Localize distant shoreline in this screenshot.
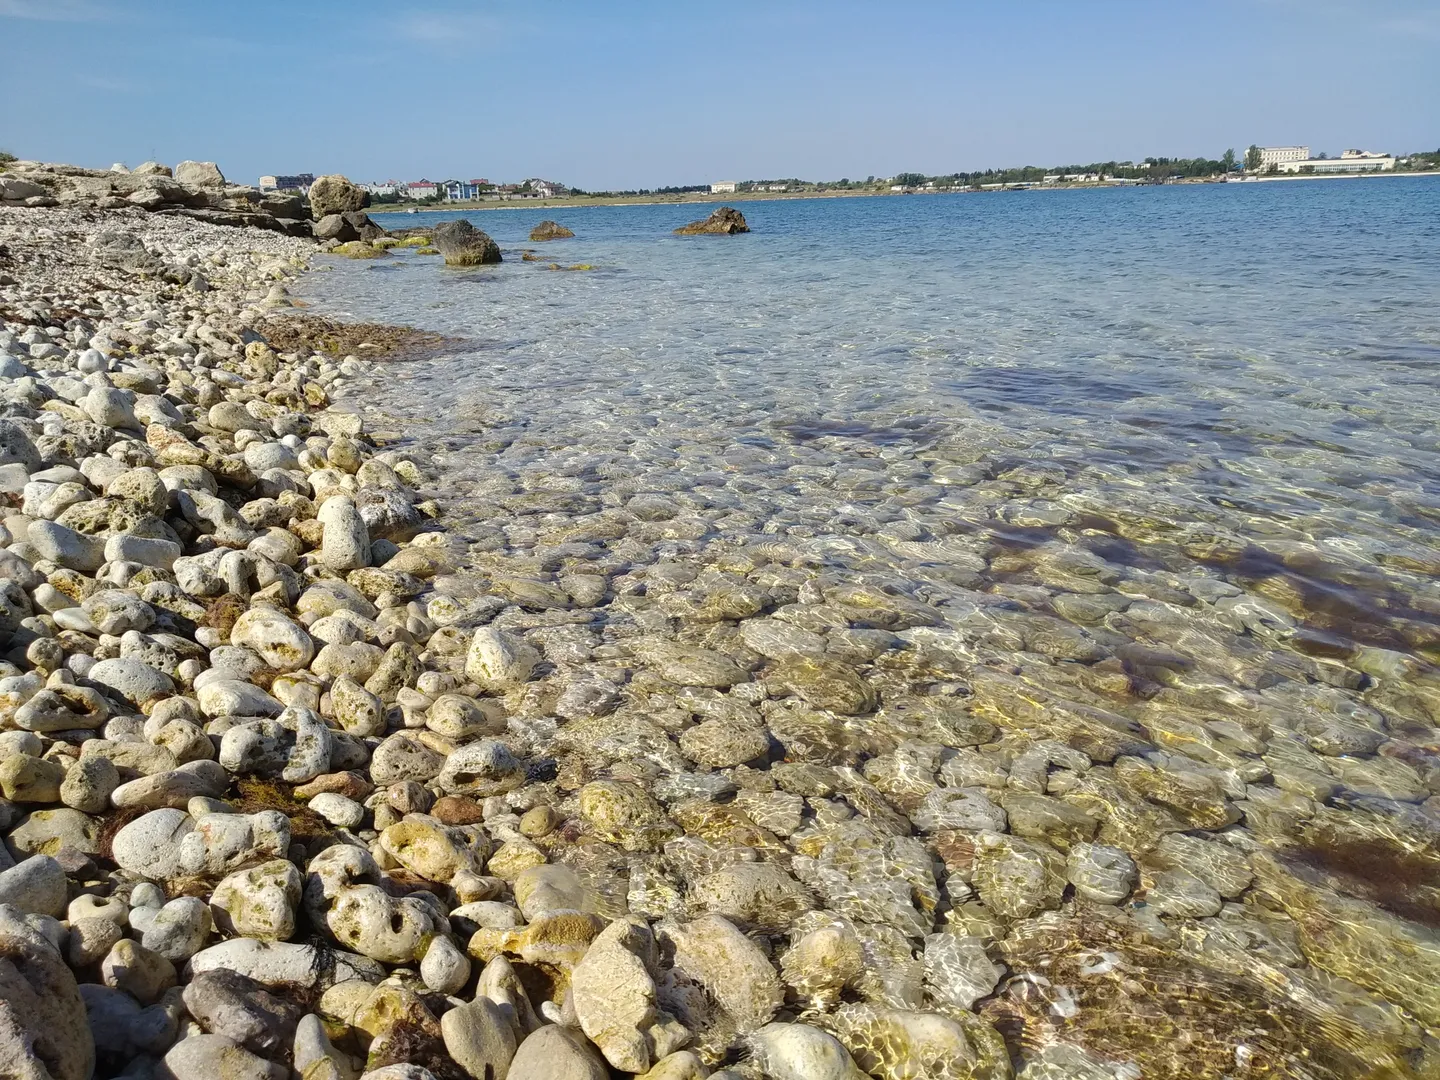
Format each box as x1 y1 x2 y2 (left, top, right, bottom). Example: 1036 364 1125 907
367 170 1440 214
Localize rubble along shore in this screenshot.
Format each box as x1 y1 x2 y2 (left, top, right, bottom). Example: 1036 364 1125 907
2 182 1440 1080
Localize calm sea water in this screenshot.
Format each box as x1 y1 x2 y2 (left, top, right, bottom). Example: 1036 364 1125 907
309 179 1440 608
301 179 1440 1073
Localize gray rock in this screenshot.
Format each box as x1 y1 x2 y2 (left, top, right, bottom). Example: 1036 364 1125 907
0 856 67 918
87 657 176 708
182 968 304 1058
27 520 104 572
506 1025 607 1080
138 896 212 961
161 1033 286 1080
173 161 226 186
0 911 95 1080
317 495 370 571
111 808 194 879
440 998 516 1080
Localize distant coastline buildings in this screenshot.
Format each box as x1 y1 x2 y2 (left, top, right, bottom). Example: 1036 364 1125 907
257 173 315 193
255 173 567 202
1272 149 1393 174
710 181 738 194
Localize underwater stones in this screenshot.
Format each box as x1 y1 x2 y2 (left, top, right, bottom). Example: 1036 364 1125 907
1252 851 1440 1027
514 863 591 920
739 618 828 661
571 917 690 1072
1064 843 1137 905
678 718 770 767
464 626 538 692
659 913 784 1031
638 641 750 688
923 933 1003 1010
769 657 877 716
1149 832 1253 898
1146 869 1223 918
971 833 1065 920
998 793 1098 851
832 1004 1010 1080
749 1023 867 1080
579 780 680 851
1112 756 1239 830
912 787 1007 834
689 863 815 931
779 921 865 1009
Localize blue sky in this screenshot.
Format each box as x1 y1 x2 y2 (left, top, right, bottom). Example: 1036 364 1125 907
2 0 1435 189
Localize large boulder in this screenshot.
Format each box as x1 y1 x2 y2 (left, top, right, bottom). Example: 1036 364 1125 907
529 220 574 241
308 175 369 219
0 904 95 1080
433 220 501 266
174 161 226 187
674 206 749 235
314 214 360 244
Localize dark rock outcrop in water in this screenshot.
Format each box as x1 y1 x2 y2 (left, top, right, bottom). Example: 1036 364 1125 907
674 206 749 235
433 219 502 266
306 174 370 219
529 220 575 241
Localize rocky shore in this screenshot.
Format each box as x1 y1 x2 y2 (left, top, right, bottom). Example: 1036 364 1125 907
1 164 1440 1080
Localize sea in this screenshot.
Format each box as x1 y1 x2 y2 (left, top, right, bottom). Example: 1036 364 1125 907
296 177 1440 1073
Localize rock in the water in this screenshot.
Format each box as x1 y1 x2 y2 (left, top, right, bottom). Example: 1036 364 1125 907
433 220 502 267
749 1023 867 1080
674 206 749 235
529 220 575 241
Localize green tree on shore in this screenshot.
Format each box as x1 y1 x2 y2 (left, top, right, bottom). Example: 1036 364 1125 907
1222 148 1236 172
1244 145 1262 172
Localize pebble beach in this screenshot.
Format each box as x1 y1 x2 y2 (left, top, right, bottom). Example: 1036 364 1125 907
2 162 1440 1080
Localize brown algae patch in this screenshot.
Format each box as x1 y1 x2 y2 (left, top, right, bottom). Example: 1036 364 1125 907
260 312 465 362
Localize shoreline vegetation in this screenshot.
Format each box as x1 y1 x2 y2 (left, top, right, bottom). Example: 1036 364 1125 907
371 167 1440 214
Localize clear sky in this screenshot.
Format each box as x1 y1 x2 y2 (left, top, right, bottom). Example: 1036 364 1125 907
2 0 1436 190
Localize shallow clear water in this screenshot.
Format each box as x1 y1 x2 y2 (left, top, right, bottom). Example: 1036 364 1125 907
308 180 1440 658
300 179 1440 1074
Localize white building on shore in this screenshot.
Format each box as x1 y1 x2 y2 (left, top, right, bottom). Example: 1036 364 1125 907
710 181 737 194
1258 146 1309 169
1274 149 1396 174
